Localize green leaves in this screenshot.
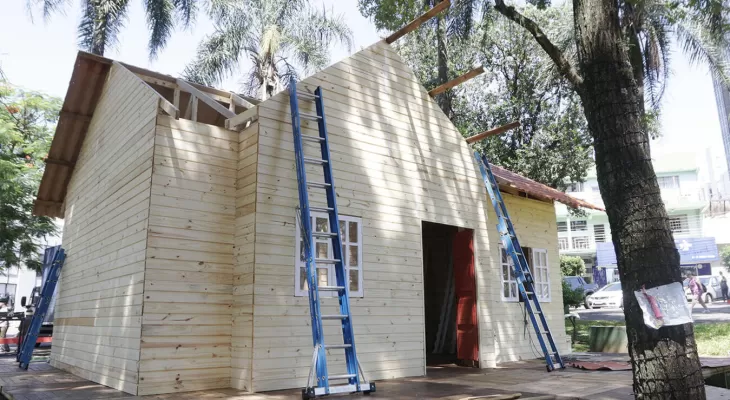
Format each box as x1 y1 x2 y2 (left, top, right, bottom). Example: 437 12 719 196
0 83 60 272
184 0 353 100
560 255 586 276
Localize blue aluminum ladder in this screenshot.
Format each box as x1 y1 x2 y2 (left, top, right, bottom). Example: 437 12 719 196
473 152 565 372
288 79 375 399
18 247 65 370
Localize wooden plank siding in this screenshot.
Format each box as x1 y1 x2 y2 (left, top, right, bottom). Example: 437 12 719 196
247 40 569 392
137 115 237 396
232 114 259 390
50 63 160 395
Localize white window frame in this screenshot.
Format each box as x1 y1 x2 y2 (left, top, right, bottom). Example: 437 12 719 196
558 237 569 250
572 236 591 249
570 220 588 232
530 249 551 302
657 175 680 190
500 246 518 302
295 212 364 298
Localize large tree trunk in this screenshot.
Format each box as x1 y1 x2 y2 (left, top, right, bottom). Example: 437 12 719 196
435 1 453 119
573 0 705 398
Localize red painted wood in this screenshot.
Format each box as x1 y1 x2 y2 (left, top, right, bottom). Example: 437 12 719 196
452 229 478 365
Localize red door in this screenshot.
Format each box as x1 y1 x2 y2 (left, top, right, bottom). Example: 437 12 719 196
452 229 478 366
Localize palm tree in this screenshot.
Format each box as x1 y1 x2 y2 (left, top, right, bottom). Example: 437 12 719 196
182 0 353 100
28 0 196 57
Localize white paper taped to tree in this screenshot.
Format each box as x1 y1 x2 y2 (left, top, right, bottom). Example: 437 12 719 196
634 282 692 329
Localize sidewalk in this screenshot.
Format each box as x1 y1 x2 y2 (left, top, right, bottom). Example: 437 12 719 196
0 350 728 399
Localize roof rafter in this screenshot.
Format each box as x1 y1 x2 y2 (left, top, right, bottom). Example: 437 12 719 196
385 0 451 44
428 66 485 97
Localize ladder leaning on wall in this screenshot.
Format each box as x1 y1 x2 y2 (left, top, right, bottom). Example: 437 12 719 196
473 152 566 372
288 78 376 399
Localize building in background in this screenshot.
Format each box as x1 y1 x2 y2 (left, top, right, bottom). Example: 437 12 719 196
712 76 730 176
556 157 722 283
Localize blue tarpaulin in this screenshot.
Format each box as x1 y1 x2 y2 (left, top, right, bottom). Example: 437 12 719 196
596 237 719 266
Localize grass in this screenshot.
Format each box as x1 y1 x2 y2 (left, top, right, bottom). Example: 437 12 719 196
565 320 730 356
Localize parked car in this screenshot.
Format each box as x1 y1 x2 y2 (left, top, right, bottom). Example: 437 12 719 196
563 276 599 308
683 276 720 303
585 282 623 309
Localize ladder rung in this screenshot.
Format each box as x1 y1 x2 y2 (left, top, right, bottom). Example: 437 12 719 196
315 258 340 264
297 91 319 99
301 135 324 142
324 344 352 349
304 157 328 164
540 331 550 334
309 206 334 213
322 314 349 320
319 286 345 291
312 232 337 238
300 112 322 121
329 374 356 380
308 182 331 189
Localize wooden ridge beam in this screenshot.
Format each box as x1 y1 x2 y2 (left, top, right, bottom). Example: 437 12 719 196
385 0 451 44
465 121 521 144
428 66 484 97
225 107 258 130
44 158 75 167
176 79 236 119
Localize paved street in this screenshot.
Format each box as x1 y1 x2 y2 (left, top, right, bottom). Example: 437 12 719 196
576 302 730 323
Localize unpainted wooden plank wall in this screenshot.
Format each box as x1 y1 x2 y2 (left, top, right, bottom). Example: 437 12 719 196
50 63 159 395
248 40 568 391
232 116 259 390
137 116 237 395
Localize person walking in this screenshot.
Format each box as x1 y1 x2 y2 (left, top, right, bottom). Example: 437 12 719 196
0 301 10 352
688 273 710 315
720 271 729 302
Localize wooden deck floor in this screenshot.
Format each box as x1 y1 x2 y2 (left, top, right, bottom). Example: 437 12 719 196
1 350 729 399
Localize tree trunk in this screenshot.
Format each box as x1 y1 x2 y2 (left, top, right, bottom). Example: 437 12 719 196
435 3 452 119
573 0 705 398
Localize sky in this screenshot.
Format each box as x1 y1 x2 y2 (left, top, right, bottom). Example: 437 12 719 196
0 0 726 182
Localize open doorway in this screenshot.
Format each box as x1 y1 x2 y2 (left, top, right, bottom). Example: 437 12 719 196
422 221 479 368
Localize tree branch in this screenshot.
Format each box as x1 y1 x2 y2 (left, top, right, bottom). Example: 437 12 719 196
494 0 584 94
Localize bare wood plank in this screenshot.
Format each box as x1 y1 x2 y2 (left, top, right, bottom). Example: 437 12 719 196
176 79 236 119
225 107 259 130
428 66 484 96
112 62 178 118
230 92 256 109
385 0 451 44
465 121 521 144
173 88 180 109
45 158 75 167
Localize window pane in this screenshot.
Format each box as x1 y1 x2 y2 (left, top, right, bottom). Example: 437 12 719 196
317 268 328 286
341 244 346 263
502 264 510 281
300 267 308 291
339 220 346 238
349 245 359 266
501 248 508 263
510 283 518 298
349 221 358 243
316 242 328 259
349 269 359 292
316 217 328 232
503 283 510 298
300 239 307 261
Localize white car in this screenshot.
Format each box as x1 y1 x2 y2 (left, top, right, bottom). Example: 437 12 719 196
683 276 721 303
586 282 623 309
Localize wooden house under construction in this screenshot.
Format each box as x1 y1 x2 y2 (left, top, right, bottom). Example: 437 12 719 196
34 37 599 396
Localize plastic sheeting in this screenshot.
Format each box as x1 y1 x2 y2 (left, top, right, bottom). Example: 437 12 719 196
634 282 692 329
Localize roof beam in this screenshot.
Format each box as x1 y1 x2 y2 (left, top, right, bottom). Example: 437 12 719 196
225 107 258 130
176 79 236 119
465 121 521 144
59 111 92 122
44 158 75 167
113 62 178 118
428 66 484 97
385 0 451 44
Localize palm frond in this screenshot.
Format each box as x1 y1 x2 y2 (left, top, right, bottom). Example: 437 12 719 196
282 4 353 73
78 0 129 55
183 24 247 86
26 0 68 22
145 0 174 59
641 12 671 109
172 0 195 27
674 16 730 88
